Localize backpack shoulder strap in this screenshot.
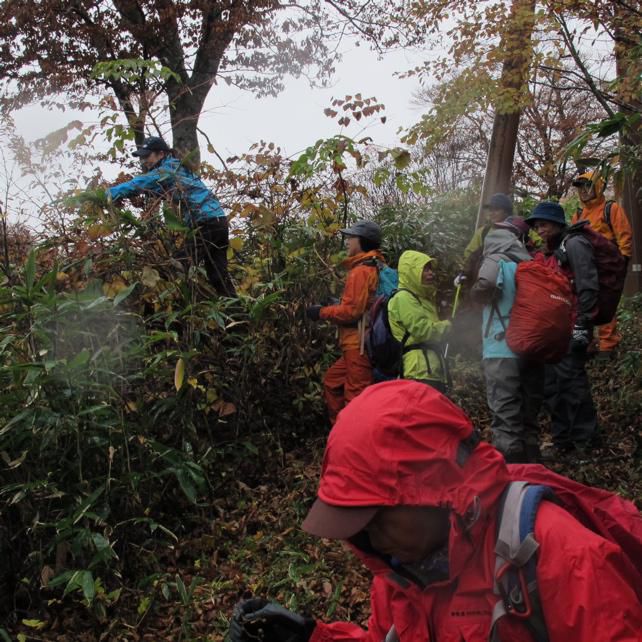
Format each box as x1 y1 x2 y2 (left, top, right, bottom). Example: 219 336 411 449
603 201 619 250
490 482 556 642
484 299 509 339
393 287 421 304
604 200 615 229
357 256 380 270
360 256 389 269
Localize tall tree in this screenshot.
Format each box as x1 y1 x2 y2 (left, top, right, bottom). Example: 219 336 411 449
0 1 422 165
476 0 536 225
407 0 641 282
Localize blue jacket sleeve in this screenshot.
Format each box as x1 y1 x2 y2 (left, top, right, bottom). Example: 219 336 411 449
106 166 175 201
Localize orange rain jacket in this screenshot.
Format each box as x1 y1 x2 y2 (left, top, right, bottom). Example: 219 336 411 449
319 250 383 351
570 195 633 258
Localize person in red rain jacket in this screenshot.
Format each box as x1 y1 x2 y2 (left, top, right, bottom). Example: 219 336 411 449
306 221 384 424
228 381 641 642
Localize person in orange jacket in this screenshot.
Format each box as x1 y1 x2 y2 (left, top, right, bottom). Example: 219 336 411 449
570 171 633 354
306 221 383 424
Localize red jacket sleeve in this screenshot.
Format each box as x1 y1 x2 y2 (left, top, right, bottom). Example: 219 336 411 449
319 265 377 325
309 577 392 642
535 501 642 642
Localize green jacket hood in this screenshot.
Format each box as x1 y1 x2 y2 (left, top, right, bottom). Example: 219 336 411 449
398 250 436 298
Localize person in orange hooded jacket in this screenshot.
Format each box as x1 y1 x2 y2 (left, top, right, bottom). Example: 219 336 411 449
306 221 383 424
570 171 633 353
228 381 641 642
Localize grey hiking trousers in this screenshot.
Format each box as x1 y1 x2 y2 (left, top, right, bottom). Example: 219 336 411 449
482 358 544 459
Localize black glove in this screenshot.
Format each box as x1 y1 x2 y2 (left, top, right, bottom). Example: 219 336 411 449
570 323 592 353
323 297 340 306
306 305 322 321
228 598 315 642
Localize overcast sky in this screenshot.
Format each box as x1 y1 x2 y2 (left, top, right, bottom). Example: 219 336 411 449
4 41 426 226
13 44 423 160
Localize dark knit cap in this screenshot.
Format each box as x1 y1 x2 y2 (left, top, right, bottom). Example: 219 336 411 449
483 193 513 215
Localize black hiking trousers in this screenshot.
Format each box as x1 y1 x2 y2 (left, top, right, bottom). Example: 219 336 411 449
544 350 598 450
187 217 236 297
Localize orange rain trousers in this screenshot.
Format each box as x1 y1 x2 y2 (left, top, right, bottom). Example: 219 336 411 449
598 317 621 352
323 350 374 424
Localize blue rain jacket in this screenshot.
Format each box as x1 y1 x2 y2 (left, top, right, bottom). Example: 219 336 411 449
106 157 225 225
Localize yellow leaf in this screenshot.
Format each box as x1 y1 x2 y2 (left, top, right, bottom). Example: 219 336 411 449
22 619 47 630
206 388 218 403
229 236 244 252
141 265 161 288
56 271 69 284
174 358 185 391
187 377 198 388
102 277 128 299
87 224 112 240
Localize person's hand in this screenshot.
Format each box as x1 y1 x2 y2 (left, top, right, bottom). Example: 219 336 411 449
323 297 340 306
228 598 315 642
453 273 466 288
306 305 323 321
570 323 592 353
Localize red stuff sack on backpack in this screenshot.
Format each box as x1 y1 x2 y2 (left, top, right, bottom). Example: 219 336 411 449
505 261 573 363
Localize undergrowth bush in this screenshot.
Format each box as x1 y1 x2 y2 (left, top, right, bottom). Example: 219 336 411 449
0 138 489 628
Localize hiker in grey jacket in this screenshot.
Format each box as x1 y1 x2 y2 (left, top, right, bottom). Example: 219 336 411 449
525 201 599 460
471 217 544 463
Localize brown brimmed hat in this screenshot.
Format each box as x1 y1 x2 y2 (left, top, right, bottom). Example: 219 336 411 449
302 499 378 539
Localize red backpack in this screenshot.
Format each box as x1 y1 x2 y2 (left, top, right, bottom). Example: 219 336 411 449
490 464 642 641
558 221 627 325
489 260 573 363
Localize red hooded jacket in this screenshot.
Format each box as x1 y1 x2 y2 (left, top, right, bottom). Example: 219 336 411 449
309 381 641 642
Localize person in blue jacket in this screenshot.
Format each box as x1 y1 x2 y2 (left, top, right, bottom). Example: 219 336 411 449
470 216 543 463
106 136 236 297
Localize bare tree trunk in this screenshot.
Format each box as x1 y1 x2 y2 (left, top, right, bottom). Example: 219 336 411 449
169 91 203 170
476 0 536 226
614 4 642 294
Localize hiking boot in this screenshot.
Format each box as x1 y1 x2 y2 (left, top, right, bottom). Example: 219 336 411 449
540 444 572 464
568 443 595 463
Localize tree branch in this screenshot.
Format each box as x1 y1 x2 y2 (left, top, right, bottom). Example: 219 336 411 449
554 12 616 117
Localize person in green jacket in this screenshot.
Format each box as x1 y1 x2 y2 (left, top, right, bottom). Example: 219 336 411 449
387 250 452 392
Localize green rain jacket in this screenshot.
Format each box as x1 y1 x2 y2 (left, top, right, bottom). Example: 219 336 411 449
387 250 451 383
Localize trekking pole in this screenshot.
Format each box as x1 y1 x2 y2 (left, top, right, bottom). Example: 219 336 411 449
443 283 462 360
451 282 462 320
